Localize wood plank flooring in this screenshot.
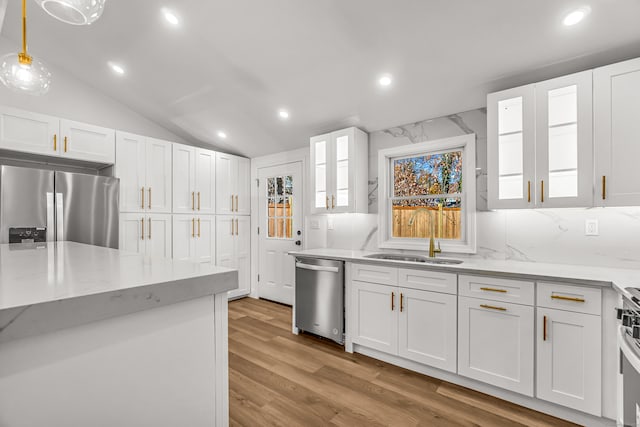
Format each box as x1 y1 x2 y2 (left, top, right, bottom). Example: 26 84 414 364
229 297 578 427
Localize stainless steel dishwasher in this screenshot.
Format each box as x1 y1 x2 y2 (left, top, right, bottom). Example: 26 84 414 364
295 257 344 345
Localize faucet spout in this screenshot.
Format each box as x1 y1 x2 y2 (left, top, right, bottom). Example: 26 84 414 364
429 236 441 258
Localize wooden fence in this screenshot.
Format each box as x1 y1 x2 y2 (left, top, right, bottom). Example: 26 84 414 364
392 206 461 239
268 201 292 238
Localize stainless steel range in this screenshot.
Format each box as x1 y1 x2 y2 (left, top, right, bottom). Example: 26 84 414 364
618 288 640 427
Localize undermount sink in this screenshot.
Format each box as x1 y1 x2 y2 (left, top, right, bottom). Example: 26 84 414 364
364 253 463 265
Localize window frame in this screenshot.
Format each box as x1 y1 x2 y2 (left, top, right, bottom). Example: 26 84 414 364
377 134 477 253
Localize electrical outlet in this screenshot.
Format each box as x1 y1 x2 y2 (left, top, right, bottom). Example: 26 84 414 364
310 220 320 230
585 219 599 236
327 216 334 230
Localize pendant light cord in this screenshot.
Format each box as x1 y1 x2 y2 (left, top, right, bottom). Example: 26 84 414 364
18 0 31 64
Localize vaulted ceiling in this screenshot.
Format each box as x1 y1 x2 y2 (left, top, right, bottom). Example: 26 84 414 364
1 0 640 157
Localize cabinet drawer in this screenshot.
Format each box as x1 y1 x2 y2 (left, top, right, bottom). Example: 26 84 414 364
459 275 534 306
537 282 601 315
352 263 397 286
398 268 457 294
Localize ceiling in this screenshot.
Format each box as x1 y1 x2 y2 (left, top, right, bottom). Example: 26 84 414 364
1 1 640 158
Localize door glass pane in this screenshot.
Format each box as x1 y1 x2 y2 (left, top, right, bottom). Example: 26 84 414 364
267 178 275 197
265 175 294 239
548 86 578 198
497 96 524 200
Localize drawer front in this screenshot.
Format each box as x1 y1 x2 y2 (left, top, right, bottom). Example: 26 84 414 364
459 275 534 306
537 282 601 315
398 268 457 294
352 263 398 286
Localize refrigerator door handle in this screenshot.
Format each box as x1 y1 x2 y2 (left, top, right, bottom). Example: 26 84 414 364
56 193 64 242
46 192 55 242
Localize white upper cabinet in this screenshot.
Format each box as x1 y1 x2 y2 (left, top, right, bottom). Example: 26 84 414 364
60 120 115 164
215 153 250 215
310 127 368 214
195 148 216 214
115 132 171 213
594 57 640 207
488 71 593 209
0 106 115 164
172 144 197 214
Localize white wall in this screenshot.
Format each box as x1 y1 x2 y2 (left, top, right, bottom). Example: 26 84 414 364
0 36 187 143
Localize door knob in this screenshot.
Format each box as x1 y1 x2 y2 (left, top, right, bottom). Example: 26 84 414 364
296 230 302 236
295 240 302 246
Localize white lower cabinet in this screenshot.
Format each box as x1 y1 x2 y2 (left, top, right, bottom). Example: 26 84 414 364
536 307 602 416
351 278 457 373
216 215 250 299
172 214 215 264
119 213 172 258
457 296 534 396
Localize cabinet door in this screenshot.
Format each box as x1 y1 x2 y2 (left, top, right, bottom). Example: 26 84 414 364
310 133 331 214
194 215 215 264
195 148 215 214
215 215 236 269
594 57 640 206
119 213 145 254
115 132 146 213
216 152 237 215
172 215 196 262
236 157 251 215
351 281 398 354
60 120 115 164
536 308 601 416
146 138 172 213
172 144 196 213
0 106 59 156
331 128 354 213
398 288 457 372
458 296 534 396
535 71 593 208
487 85 536 209
230 216 251 299
146 214 172 258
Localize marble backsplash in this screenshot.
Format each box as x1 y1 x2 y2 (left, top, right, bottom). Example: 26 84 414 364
305 109 640 270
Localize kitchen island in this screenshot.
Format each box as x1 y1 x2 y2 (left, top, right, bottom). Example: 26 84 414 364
0 242 237 427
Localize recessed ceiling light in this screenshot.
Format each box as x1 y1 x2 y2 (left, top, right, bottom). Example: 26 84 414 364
378 74 393 87
108 62 125 75
162 8 179 25
278 110 290 119
217 131 227 139
563 6 591 26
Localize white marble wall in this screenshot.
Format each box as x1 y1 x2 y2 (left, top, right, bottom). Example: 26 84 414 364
306 109 640 270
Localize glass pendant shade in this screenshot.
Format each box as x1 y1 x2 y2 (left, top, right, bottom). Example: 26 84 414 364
34 0 106 25
0 53 51 95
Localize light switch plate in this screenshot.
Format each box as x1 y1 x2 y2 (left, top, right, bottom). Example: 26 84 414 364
310 220 320 230
585 219 599 236
327 216 334 230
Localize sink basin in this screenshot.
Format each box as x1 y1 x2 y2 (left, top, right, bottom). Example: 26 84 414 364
364 253 463 265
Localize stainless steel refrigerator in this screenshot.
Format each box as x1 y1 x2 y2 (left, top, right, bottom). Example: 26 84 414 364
0 165 119 248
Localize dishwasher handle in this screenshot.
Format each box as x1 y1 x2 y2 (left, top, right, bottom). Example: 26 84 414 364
296 262 340 273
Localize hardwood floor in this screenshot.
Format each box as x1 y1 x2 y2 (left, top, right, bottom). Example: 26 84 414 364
228 297 578 427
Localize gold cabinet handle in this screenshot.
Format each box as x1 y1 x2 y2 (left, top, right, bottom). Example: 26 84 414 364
148 187 151 209
332 195 335 209
325 196 329 210
197 218 201 237
602 176 606 200
141 187 145 209
527 181 531 203
53 134 57 151
480 304 506 311
551 295 585 303
480 287 507 293
141 217 145 240
235 195 239 212
64 136 68 153
197 192 201 210
543 315 547 341
192 218 195 238
235 218 238 235
391 292 395 311
192 192 195 210
230 219 234 235
540 180 544 203
231 195 234 212
148 217 151 240
400 293 404 312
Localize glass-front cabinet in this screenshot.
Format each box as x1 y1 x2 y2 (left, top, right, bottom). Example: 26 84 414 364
488 71 593 209
310 127 368 214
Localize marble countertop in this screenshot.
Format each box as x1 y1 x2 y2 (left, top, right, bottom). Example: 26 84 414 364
0 242 237 312
290 248 640 294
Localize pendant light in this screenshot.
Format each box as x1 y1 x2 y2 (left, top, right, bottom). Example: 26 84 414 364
0 0 51 95
34 0 106 26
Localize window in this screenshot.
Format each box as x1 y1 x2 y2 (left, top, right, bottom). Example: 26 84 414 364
378 134 476 253
267 175 293 239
